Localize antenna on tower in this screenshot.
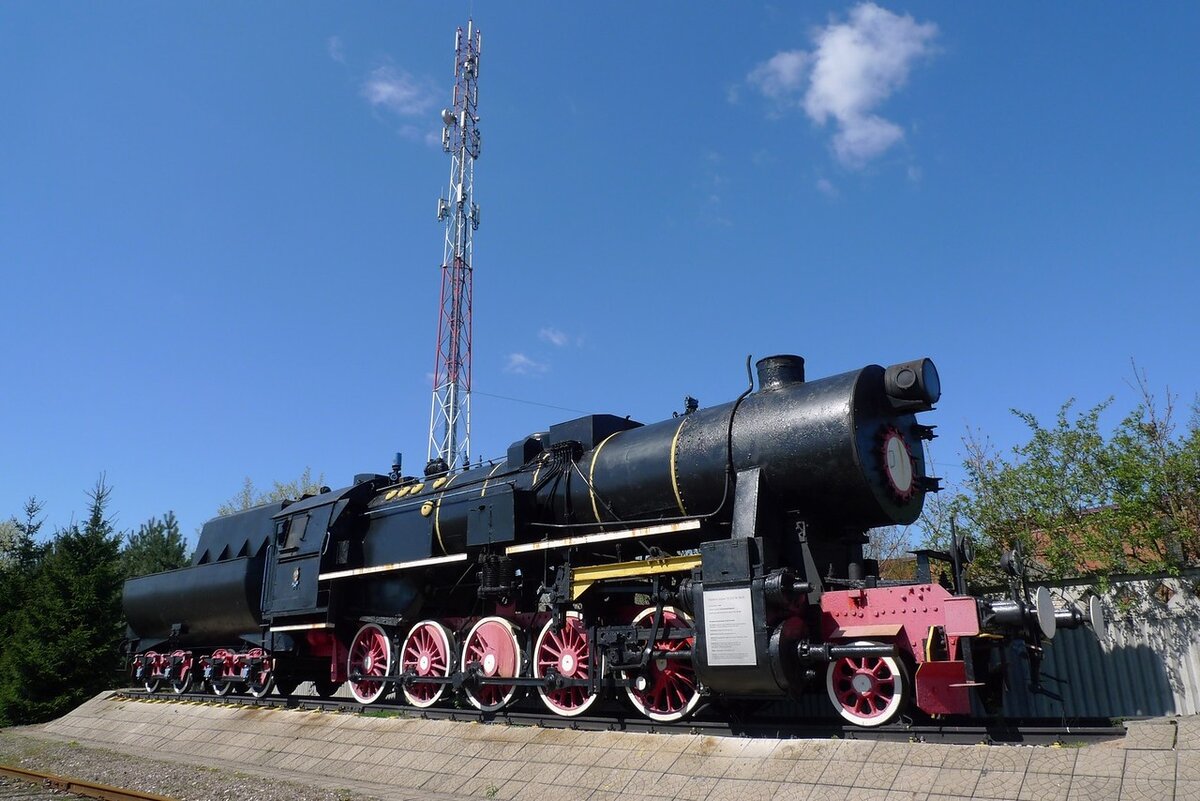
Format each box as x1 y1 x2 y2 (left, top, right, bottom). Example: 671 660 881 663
428 19 481 475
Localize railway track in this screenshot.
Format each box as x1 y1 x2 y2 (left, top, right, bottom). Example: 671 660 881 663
117 689 1125 745
0 765 174 801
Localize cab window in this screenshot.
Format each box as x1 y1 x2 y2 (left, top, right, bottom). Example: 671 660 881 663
281 514 309 551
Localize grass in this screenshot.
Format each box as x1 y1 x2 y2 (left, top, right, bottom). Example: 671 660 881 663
359 709 403 719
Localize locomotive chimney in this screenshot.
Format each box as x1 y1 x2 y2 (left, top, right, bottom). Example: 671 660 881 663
755 355 805 391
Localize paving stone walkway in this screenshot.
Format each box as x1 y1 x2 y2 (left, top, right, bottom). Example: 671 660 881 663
13 692 1198 801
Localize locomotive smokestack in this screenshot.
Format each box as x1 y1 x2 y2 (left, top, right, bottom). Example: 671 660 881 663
755 355 805 391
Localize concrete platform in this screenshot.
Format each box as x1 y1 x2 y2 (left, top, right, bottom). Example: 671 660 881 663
21 692 1200 801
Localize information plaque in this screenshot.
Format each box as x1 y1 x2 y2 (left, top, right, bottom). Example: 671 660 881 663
703 587 757 666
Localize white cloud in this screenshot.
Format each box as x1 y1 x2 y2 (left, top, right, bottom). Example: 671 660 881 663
745 3 937 168
398 125 441 148
747 50 810 101
697 149 731 226
361 65 439 118
816 177 839 197
327 36 345 64
752 149 775 167
505 353 548 375
828 114 904 166
538 327 569 347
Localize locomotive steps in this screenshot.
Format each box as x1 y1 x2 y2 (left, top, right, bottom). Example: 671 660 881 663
19 691 1197 801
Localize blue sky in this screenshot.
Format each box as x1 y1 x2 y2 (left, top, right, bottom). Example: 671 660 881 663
2 3 1198 543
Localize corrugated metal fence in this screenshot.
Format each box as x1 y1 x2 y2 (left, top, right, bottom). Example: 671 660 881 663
1004 568 1200 718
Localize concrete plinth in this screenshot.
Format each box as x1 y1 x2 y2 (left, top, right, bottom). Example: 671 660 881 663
20 692 1195 801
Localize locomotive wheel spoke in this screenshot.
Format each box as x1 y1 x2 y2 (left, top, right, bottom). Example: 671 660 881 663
461 616 522 712
825 639 908 728
400 620 453 708
348 623 392 704
622 606 701 723
534 611 597 717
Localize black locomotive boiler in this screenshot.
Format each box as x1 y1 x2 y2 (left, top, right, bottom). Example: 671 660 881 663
125 355 1103 726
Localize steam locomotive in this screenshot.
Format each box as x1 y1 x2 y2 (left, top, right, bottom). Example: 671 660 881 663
125 355 1103 726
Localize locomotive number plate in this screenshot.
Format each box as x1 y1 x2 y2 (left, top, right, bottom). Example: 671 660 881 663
703 587 757 666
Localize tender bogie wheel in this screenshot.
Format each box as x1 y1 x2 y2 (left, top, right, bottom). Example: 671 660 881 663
142 651 161 694
169 650 193 694
208 649 234 697
400 620 453 708
247 674 275 699
825 639 909 727
246 648 275 699
461 616 523 712
534 611 597 717
314 679 342 698
622 606 701 723
347 623 392 704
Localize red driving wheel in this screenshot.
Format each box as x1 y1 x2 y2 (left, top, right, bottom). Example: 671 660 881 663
534 612 597 717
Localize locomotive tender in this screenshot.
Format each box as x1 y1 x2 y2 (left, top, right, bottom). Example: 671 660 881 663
126 355 1101 726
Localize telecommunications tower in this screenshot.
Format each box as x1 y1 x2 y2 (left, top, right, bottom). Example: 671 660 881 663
428 20 481 473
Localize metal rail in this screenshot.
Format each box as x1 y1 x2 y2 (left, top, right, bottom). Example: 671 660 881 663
116 689 1125 745
0 764 175 801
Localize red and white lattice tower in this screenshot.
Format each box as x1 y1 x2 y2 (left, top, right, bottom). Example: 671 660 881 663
428 20 481 472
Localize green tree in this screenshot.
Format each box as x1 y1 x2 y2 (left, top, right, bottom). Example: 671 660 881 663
0 498 47 687
0 497 47 571
121 511 188 578
922 370 1200 587
217 467 327 515
0 481 124 725
1104 371 1200 568
0 521 17 563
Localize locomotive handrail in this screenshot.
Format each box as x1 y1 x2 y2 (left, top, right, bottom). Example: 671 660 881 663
319 552 468 581
504 519 701 555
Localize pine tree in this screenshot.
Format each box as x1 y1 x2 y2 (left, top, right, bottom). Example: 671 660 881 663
0 481 123 724
1 497 47 572
121 511 188 578
0 497 46 723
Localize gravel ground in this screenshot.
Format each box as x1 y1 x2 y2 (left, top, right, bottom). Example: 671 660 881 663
0 731 383 801
0 775 71 797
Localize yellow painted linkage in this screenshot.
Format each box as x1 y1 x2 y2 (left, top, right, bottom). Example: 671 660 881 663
570 554 701 600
